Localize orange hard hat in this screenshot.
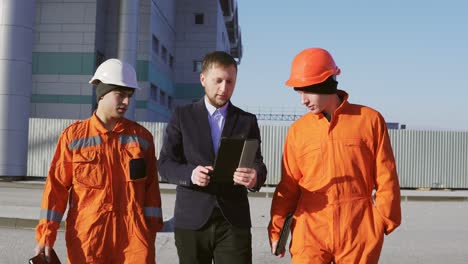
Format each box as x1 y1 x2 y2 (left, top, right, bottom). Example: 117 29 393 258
285 48 341 88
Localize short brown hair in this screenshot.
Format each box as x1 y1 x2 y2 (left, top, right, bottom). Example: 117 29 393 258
201 51 237 73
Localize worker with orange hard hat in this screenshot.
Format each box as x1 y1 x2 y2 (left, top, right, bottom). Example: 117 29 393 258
33 58 163 263
268 48 401 263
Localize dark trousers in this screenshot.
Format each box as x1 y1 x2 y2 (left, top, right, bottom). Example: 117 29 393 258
174 207 252 264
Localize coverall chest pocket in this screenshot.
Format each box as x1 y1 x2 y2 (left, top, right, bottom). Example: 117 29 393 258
337 139 373 171
123 147 147 182
340 139 371 155
130 158 146 180
297 143 323 187
72 150 104 189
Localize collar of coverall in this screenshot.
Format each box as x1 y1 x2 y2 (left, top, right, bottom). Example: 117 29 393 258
91 112 127 134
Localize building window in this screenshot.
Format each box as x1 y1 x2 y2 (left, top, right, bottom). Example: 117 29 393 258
150 84 158 102
161 46 167 62
160 90 166 106
195 13 204 24
193 60 202 72
168 96 173 110
152 35 159 55
169 54 174 68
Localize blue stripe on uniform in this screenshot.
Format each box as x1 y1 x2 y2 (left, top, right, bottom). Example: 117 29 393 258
39 209 64 223
119 135 150 151
144 207 162 218
68 135 102 150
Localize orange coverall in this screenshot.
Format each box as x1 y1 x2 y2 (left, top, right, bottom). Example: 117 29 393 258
269 90 401 264
35 113 162 263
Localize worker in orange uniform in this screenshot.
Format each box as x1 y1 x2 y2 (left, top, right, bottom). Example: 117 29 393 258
268 48 401 264
33 58 163 263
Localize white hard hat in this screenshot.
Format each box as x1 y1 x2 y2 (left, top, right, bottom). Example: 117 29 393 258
89 58 140 89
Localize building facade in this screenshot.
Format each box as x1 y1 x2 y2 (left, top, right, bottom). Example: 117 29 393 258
31 0 242 122
0 0 241 178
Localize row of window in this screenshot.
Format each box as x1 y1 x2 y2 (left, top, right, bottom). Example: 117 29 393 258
192 12 230 72
192 12 204 73
152 35 174 68
152 12 205 68
147 12 207 110
150 84 173 110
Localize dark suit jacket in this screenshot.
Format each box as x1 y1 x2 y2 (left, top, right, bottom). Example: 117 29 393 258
158 98 267 230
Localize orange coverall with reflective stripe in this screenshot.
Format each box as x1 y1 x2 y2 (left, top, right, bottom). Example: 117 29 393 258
35 113 163 263
269 90 401 264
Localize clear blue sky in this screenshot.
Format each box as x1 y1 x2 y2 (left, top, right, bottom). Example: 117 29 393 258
231 0 468 131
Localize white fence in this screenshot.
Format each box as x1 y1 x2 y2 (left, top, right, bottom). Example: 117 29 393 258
28 118 468 189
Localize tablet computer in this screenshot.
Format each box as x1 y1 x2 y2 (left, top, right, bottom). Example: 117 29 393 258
210 137 258 184
274 212 294 256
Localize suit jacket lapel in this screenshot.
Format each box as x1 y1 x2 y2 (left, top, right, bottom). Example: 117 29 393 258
194 98 216 158
221 102 239 138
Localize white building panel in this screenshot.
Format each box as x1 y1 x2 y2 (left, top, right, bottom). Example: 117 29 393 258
40 4 91 24
58 75 91 83
35 104 83 119
62 24 95 32
35 82 82 95
38 32 85 45
58 44 94 53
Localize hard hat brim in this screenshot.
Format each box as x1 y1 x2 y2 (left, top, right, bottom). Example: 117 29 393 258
285 68 340 87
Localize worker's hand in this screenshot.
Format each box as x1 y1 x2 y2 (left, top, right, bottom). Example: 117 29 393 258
34 244 52 262
270 240 285 258
233 167 257 189
191 166 213 187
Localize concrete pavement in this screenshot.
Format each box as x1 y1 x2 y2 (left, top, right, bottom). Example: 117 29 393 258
1 180 468 263
1 180 467 229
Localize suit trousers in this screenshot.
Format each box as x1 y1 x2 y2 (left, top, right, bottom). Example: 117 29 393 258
174 207 252 264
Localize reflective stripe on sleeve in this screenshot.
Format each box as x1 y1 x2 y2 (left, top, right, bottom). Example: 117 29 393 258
144 207 162 218
120 135 150 151
39 209 64 223
68 135 102 150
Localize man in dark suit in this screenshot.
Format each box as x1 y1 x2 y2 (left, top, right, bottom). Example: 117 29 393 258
158 51 267 264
